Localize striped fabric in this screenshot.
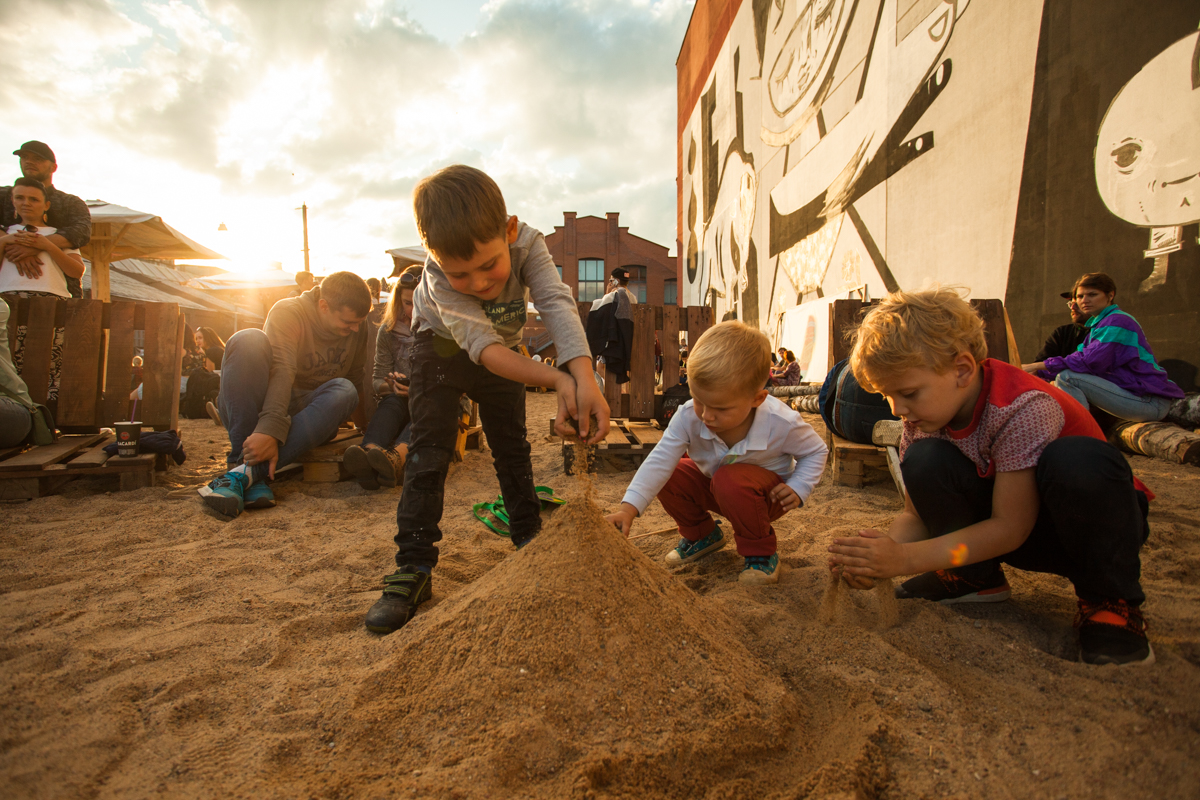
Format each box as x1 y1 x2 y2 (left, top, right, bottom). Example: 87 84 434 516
1042 304 1182 399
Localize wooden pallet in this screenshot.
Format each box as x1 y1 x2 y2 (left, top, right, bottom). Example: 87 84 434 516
297 429 364 483
0 433 157 500
826 430 890 489
558 417 664 473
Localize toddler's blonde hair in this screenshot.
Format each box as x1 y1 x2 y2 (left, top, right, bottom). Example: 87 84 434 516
849 288 987 393
687 321 771 396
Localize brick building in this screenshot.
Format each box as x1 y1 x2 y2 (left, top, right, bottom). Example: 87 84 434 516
544 212 678 306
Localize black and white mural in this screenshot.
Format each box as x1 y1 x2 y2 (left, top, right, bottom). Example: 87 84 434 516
681 0 1200 386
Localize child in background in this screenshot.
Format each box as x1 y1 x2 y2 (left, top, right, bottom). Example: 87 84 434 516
343 265 421 490
827 289 1154 666
606 322 827 584
364 164 609 635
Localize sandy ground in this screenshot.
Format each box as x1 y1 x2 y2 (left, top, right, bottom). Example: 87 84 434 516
1 391 1198 799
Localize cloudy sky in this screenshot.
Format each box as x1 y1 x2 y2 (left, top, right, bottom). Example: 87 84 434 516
0 0 691 277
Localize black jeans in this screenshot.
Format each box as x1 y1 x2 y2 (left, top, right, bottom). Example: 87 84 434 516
393 331 540 567
363 393 412 449
902 437 1149 605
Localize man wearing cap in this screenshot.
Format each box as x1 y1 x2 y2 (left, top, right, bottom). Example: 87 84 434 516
586 266 637 386
608 266 638 304
1022 289 1089 374
0 142 92 297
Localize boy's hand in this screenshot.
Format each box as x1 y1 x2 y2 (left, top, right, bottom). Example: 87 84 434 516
768 483 801 513
605 502 639 536
553 372 580 438
572 372 610 444
827 528 909 581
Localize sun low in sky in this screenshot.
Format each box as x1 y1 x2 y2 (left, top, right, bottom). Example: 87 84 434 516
0 0 689 277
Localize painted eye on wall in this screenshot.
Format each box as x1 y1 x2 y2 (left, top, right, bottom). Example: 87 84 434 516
1110 141 1143 173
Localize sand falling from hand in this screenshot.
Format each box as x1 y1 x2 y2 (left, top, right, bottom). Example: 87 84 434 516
820 568 898 630
343 477 798 797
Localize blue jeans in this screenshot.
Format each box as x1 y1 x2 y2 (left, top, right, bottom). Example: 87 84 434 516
363 392 412 449
218 329 359 482
1054 370 1172 423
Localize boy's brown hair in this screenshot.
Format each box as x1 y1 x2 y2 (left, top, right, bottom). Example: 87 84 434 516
318 271 372 318
849 288 987 393
412 164 508 261
687 321 772 396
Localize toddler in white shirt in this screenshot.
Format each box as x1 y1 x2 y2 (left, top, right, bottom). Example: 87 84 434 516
606 321 827 584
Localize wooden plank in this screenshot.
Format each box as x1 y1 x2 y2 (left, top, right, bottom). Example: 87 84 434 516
629 304 656 420
167 311 184 431
686 306 713 351
0 433 105 471
0 445 24 462
660 305 680 390
970 299 1009 363
102 301 137 426
303 462 343 482
1002 306 1022 367
625 422 663 446
602 359 621 417
828 299 864 367
141 303 181 430
120 468 155 491
300 433 363 463
57 299 106 426
66 433 114 467
17 295 60 405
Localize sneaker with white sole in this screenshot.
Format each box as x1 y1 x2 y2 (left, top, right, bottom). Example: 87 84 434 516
1076 599 1154 666
739 554 781 585
198 470 249 518
664 523 725 565
894 567 1011 604
243 481 276 509
205 401 223 428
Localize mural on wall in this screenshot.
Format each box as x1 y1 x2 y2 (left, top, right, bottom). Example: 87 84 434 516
681 0 1200 385
1094 30 1200 294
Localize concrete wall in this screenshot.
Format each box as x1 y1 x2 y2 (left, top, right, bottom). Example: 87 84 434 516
678 0 1200 389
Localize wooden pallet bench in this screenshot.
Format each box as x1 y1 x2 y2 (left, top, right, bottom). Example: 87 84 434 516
825 430 890 489
0 433 157 500
555 417 664 473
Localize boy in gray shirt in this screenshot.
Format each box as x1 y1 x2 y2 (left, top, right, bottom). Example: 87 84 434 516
365 165 610 634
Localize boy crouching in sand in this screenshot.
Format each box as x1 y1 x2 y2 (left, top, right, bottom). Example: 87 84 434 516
827 289 1154 666
606 322 827 584
365 165 610 635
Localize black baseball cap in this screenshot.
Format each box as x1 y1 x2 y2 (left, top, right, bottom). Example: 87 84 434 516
610 267 629 281
13 141 55 163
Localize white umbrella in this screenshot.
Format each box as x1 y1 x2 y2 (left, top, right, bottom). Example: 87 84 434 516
80 200 225 300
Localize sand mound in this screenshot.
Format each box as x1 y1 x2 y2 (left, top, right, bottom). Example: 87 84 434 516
343 488 799 797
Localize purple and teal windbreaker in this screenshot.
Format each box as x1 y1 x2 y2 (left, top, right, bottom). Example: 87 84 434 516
1041 304 1183 399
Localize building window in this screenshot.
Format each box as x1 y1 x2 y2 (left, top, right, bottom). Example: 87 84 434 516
555 265 563 280
625 266 647 303
663 278 677 305
578 259 605 302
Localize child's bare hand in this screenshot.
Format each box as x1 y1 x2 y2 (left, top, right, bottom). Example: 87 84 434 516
768 483 801 513
573 375 610 444
553 373 580 438
605 503 639 536
827 528 907 581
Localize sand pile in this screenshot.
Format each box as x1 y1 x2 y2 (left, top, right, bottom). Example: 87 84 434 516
342 488 799 798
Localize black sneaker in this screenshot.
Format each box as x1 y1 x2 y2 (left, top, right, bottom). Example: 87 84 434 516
895 567 1012 604
1076 599 1154 666
364 567 432 634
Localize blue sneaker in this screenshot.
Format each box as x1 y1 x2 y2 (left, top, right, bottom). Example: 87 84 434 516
198 470 249 518
244 481 276 510
665 523 725 565
740 553 781 585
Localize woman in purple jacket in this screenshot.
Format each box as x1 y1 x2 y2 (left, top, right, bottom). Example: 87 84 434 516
1026 273 1182 422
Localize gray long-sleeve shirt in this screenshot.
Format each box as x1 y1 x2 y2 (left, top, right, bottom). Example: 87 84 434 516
411 221 590 365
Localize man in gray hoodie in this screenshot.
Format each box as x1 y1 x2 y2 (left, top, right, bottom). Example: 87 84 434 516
200 271 371 517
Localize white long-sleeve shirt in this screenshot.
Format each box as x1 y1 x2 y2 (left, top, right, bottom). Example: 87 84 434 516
621 395 828 513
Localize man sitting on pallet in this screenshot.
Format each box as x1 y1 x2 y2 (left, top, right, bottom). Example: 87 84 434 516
200 271 371 518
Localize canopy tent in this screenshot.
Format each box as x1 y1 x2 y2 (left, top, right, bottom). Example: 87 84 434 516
80 201 226 301
387 245 427 277
183 271 299 291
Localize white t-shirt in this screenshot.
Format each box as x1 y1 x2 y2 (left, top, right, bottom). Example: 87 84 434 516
0 225 76 298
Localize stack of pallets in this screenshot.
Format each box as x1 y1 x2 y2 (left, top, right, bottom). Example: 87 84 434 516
0 433 156 500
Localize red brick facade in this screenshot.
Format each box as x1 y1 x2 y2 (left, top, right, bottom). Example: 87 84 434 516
544 212 678 305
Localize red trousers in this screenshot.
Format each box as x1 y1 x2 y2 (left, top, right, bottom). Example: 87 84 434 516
657 457 786 557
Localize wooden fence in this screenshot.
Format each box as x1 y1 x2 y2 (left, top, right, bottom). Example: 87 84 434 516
577 302 714 420
4 296 184 432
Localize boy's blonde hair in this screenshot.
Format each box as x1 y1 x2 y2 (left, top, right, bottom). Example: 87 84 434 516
687 321 771 396
849 288 987 393
412 164 508 261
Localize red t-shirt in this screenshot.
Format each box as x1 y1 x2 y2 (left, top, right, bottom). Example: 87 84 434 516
900 359 1150 495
